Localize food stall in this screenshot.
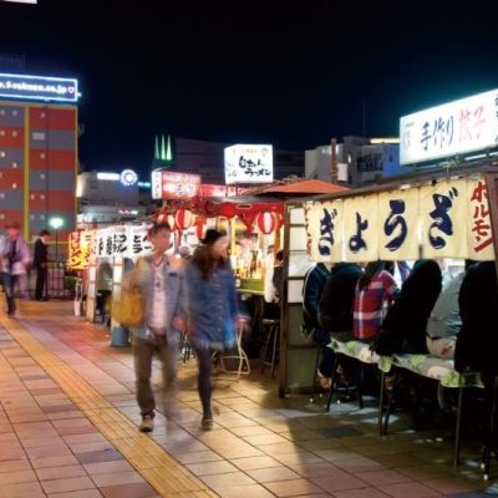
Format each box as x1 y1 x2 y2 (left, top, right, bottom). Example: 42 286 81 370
277 164 498 398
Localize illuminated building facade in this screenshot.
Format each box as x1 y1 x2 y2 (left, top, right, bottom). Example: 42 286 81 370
0 72 79 243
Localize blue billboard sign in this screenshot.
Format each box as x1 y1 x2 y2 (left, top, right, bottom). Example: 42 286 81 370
0 72 79 103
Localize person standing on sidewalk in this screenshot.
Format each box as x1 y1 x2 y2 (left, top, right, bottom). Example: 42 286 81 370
185 229 248 430
127 221 188 432
0 222 31 317
33 229 51 301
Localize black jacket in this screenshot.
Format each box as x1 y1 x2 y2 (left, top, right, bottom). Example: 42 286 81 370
318 262 363 333
302 263 330 332
33 237 48 268
454 261 498 375
379 259 442 354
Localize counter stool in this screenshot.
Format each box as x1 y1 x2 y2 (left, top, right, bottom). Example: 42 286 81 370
260 318 280 378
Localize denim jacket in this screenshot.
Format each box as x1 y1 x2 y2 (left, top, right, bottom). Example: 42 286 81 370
129 255 187 345
185 258 244 351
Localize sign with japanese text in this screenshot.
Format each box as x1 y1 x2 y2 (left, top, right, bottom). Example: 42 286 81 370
198 184 247 197
400 88 498 166
151 171 201 200
305 177 495 263
67 229 94 270
224 144 273 184
68 224 154 269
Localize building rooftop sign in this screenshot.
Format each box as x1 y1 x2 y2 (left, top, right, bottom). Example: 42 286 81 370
151 170 201 200
399 88 498 166
0 72 79 103
224 144 273 184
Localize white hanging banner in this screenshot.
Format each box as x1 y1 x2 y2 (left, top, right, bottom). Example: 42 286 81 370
305 200 344 262
378 188 420 261
127 224 152 257
467 178 495 260
343 195 379 263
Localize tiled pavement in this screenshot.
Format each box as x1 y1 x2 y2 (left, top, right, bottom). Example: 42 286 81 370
0 299 497 497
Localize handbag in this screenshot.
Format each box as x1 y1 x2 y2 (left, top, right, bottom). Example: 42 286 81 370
111 281 145 328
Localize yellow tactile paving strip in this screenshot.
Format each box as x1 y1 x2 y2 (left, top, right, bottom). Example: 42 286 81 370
0 315 218 498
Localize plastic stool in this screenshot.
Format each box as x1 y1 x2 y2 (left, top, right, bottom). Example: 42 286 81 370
260 318 280 378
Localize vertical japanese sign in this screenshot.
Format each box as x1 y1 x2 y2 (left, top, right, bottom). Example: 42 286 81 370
468 178 494 260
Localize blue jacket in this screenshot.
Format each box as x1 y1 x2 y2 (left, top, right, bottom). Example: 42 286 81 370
185 256 243 351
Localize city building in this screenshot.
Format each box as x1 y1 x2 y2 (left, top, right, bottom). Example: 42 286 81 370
305 135 410 188
0 71 80 244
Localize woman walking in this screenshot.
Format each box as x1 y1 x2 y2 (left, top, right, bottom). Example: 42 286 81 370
186 229 248 430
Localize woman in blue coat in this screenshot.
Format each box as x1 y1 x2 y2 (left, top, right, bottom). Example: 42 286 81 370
186 229 248 430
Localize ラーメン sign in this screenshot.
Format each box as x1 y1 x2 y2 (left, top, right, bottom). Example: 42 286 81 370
224 144 273 184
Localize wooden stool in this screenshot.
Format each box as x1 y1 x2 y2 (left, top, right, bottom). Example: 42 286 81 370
260 318 280 378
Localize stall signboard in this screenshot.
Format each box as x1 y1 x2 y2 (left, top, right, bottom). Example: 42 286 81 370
0 72 79 103
151 171 201 200
198 183 247 197
68 224 155 269
400 88 498 166
224 144 273 184
305 177 494 263
67 229 94 270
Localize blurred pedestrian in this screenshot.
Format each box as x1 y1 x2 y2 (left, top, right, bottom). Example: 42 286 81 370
127 221 188 432
185 229 248 430
33 229 51 301
0 222 31 317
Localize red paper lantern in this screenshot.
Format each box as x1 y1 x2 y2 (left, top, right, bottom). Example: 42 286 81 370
174 209 195 230
157 212 176 229
195 217 206 240
255 211 278 234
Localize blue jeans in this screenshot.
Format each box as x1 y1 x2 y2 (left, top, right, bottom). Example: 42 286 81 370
1 272 18 315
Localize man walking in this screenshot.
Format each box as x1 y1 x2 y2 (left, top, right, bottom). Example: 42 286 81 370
33 229 51 301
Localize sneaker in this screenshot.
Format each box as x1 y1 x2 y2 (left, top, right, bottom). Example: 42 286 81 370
139 415 154 433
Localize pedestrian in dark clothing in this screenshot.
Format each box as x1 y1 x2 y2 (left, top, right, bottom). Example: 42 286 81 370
33 229 51 301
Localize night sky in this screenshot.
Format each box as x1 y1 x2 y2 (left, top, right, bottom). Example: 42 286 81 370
1 2 498 178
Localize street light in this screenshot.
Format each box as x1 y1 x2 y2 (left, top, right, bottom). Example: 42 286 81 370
49 216 64 264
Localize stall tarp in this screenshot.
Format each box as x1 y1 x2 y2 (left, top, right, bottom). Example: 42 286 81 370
249 178 350 196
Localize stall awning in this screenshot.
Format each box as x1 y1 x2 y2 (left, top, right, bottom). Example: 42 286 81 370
248 178 350 196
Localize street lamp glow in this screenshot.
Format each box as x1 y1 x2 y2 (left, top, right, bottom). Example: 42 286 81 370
49 217 64 266
49 217 64 230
